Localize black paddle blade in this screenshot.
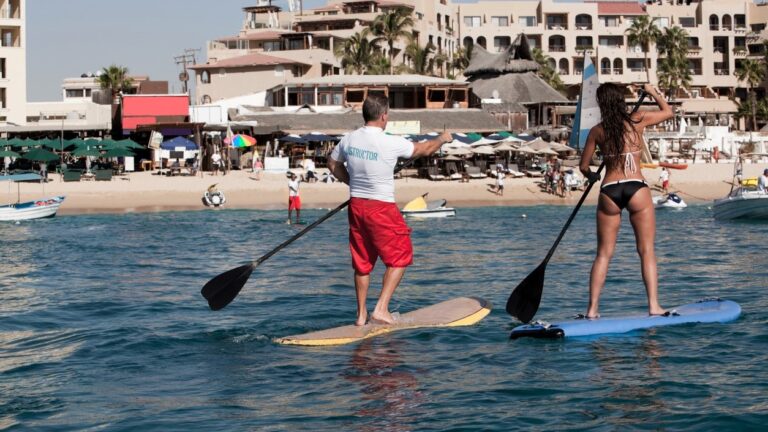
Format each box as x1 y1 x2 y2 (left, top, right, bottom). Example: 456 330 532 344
201 264 255 311
506 262 546 323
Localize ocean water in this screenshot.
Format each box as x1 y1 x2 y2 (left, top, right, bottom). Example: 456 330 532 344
1 204 766 431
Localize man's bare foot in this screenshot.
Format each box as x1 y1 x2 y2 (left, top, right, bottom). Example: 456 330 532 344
355 313 367 326
369 311 397 325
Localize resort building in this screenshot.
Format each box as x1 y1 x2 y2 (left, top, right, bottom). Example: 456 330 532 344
0 0 25 126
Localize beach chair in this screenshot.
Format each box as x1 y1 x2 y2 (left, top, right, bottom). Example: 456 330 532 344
63 169 82 182
427 166 446 181
466 165 486 179
444 162 462 180
95 169 112 181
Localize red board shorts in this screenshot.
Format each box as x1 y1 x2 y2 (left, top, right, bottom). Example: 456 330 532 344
348 197 413 274
662 180 669 189
288 196 301 210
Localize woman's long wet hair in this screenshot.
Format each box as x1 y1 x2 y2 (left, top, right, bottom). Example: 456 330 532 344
596 83 640 170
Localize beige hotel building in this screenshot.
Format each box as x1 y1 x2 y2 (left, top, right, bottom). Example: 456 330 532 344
0 0 24 125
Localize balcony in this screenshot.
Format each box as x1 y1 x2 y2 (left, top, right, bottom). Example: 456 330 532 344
547 24 568 31
575 24 592 31
714 69 730 76
688 68 702 75
733 47 747 56
549 45 566 52
575 45 594 52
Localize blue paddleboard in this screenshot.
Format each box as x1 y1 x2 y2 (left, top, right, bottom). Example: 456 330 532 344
510 298 741 339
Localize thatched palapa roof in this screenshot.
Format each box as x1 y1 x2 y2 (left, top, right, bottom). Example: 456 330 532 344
470 72 568 105
464 34 540 76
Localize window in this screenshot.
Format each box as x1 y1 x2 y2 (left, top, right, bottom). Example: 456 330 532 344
519 16 537 27
598 36 622 47
0 58 5 79
65 89 85 98
493 36 511 52
601 16 618 27
463 16 481 28
679 17 695 28
627 59 645 72
491 16 508 27
263 41 280 51
85 89 92 97
0 87 6 109
201 70 211 83
654 17 669 29
274 65 284 77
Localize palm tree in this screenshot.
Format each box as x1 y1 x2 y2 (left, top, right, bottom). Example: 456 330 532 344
735 59 765 130
451 45 472 77
531 48 565 92
405 40 435 75
371 7 414 74
626 16 662 82
334 29 380 74
433 51 449 78
98 65 133 99
656 26 691 99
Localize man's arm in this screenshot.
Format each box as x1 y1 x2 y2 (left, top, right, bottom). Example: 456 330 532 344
411 132 453 158
327 157 350 185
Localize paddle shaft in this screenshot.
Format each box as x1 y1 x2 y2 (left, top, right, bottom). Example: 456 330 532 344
542 90 648 265
251 159 415 268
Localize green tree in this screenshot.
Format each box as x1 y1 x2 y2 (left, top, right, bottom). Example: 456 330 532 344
405 40 436 75
334 29 380 74
433 51 449 78
451 45 471 77
656 26 691 100
626 15 662 83
98 64 133 98
371 7 413 75
531 48 565 92
735 59 765 130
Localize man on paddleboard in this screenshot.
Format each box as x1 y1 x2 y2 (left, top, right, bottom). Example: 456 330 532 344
328 94 451 326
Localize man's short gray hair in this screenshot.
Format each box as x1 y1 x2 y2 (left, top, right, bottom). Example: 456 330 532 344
363 94 389 122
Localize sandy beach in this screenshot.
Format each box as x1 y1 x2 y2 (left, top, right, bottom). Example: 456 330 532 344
6 161 766 215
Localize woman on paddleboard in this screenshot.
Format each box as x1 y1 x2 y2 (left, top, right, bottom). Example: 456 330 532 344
579 83 673 318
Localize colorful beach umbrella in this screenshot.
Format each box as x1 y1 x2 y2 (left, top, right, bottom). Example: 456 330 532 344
225 134 257 148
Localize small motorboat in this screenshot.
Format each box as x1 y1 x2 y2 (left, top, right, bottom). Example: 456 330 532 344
653 192 687 210
0 173 65 222
713 186 768 220
401 193 456 218
202 184 226 207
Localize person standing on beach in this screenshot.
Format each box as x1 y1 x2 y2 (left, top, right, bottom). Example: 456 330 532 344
496 169 505 196
579 83 673 318
287 172 301 224
327 94 451 326
659 167 670 194
211 151 221 176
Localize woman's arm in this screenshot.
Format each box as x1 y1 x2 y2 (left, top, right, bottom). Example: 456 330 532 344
634 84 674 127
579 126 599 178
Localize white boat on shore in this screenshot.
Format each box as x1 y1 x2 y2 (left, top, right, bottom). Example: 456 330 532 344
0 173 65 222
653 193 687 210
402 193 456 218
713 187 768 220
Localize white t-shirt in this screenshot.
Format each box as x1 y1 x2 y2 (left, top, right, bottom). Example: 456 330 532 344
758 175 768 192
288 179 301 197
211 153 222 165
659 170 669 182
330 126 414 202
496 171 504 187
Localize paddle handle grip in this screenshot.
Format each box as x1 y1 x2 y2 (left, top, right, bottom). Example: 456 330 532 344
542 90 648 263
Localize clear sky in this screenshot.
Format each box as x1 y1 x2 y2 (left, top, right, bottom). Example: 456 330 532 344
26 0 325 101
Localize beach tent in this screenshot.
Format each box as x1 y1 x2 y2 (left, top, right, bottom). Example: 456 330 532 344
160 136 198 150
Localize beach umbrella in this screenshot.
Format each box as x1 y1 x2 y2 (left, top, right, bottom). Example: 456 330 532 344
470 137 502 146
472 146 496 155
7 138 25 148
16 138 40 148
440 154 462 161
494 142 518 151
451 132 479 144
487 131 512 141
279 134 307 144
224 133 257 148
22 147 59 162
302 131 338 142
65 138 84 149
514 145 537 154
39 139 63 151
537 148 559 156
103 147 135 158
445 147 473 156
0 149 21 158
96 138 119 150
71 146 103 157
504 134 526 143
117 138 143 149
160 136 198 150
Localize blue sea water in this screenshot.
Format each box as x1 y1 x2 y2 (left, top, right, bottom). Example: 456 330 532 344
1 204 767 431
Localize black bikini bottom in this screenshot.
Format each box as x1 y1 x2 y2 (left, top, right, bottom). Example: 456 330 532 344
600 179 648 210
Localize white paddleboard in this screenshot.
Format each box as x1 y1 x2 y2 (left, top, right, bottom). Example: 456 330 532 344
276 297 491 346
510 298 741 339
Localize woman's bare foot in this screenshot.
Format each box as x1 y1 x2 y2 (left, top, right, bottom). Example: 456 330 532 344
649 305 666 316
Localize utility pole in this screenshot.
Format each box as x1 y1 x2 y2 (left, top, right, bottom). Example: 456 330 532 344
174 48 200 97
